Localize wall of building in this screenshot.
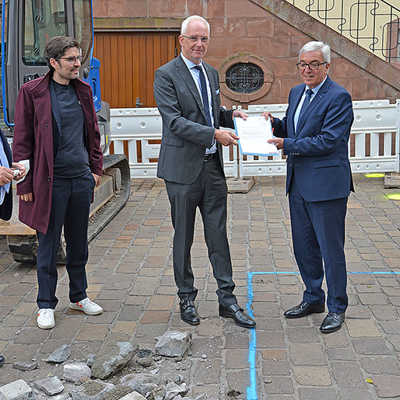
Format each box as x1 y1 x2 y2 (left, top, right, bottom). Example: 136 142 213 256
93 0 400 108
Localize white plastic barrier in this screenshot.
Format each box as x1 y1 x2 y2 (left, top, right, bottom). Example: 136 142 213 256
110 99 400 178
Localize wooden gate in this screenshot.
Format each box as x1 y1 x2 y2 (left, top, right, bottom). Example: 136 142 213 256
94 31 179 156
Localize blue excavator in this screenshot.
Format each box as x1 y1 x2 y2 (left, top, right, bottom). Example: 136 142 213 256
0 0 130 262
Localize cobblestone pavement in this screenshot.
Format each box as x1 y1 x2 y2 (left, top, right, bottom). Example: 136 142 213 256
1 174 400 399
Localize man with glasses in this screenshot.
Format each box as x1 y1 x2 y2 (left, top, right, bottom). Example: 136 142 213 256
154 15 255 328
267 41 354 333
13 36 103 329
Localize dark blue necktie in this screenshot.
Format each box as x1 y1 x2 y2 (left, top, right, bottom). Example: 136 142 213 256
194 65 212 127
298 88 313 121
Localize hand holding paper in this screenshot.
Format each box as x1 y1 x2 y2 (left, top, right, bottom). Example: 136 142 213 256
234 116 279 156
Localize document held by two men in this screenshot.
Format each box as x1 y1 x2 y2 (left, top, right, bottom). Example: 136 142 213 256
233 116 279 157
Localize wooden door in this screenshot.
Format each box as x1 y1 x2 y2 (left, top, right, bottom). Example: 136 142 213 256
94 31 179 108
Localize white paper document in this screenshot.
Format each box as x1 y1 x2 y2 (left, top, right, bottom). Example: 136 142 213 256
234 116 278 156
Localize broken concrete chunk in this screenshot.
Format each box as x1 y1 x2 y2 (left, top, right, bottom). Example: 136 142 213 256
45 345 71 363
64 362 91 384
33 377 64 396
70 380 115 400
91 342 137 380
13 361 38 371
155 331 192 358
0 379 34 400
120 373 161 396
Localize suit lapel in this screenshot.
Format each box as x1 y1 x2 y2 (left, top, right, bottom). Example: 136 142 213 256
175 57 208 123
296 77 332 136
288 85 305 137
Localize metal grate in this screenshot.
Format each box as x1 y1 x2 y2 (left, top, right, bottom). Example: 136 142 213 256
225 63 264 93
288 0 400 61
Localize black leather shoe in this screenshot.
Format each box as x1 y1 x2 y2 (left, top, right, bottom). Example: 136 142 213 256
219 304 256 329
0 355 4 367
284 301 325 319
320 312 345 334
180 300 200 326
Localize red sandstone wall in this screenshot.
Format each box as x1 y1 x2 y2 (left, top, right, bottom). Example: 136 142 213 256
93 0 400 107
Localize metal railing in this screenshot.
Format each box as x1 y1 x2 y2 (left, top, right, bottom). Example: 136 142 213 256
108 99 400 179
288 0 400 61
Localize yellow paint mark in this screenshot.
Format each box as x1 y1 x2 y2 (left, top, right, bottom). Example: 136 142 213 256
365 173 384 178
386 193 400 200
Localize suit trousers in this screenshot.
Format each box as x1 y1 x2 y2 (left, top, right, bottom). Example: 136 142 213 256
289 174 348 314
165 156 237 306
36 173 94 309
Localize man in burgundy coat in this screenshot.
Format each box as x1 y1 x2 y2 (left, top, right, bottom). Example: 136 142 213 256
13 36 104 329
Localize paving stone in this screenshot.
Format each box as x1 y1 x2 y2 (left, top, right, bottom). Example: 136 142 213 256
286 327 320 343
378 320 400 334
326 347 356 361
358 293 388 305
262 359 290 375
360 356 400 375
263 376 294 394
293 366 331 386
369 304 398 320
352 338 392 355
372 375 400 398
289 343 327 365
298 387 338 400
331 361 365 388
338 388 376 400
346 319 382 337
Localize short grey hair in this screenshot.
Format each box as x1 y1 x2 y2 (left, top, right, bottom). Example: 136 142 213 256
181 15 210 35
299 41 331 63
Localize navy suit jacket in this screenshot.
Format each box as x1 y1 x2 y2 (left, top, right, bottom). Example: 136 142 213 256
0 129 13 221
272 76 354 202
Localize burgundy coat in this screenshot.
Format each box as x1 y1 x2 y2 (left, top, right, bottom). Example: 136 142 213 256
13 72 103 234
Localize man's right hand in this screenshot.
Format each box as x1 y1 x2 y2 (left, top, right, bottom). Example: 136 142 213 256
0 166 14 186
20 193 33 202
215 129 239 146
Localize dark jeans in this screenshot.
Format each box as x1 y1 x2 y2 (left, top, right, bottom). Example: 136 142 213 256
165 157 237 307
36 173 95 309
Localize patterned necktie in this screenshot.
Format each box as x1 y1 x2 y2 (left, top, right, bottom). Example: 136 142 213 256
0 141 10 206
193 65 212 127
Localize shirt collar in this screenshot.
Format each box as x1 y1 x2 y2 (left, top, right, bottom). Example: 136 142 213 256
180 53 203 70
306 76 327 95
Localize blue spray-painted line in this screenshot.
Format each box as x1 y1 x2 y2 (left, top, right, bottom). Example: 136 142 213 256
245 269 400 399
246 272 257 400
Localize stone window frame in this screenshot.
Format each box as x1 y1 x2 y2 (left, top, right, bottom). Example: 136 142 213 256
219 53 274 103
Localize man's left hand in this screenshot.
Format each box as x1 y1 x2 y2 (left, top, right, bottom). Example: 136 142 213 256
92 173 100 187
268 137 284 150
233 110 248 120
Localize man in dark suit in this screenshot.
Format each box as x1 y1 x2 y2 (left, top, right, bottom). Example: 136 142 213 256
0 128 26 366
154 15 255 329
267 41 354 333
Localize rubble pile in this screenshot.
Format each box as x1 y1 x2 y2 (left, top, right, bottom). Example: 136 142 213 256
0 331 212 400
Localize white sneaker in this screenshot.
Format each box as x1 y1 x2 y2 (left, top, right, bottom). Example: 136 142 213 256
69 298 103 315
37 309 55 329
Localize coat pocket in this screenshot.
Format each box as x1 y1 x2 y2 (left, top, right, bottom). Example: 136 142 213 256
165 135 183 147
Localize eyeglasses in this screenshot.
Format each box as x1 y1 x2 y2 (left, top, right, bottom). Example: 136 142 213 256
296 61 327 71
181 34 209 43
58 56 82 63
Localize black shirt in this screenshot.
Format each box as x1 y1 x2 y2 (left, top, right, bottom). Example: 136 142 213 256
51 80 90 178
